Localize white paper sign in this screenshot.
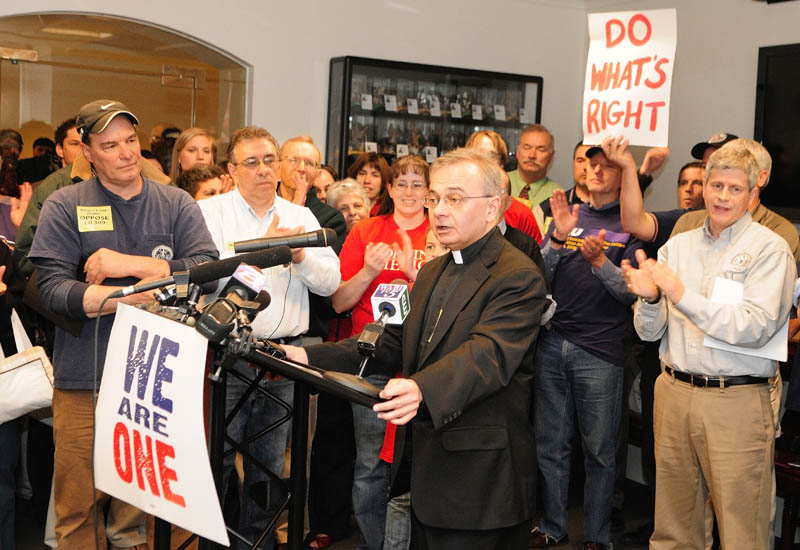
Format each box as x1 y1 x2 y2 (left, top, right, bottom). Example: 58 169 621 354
472 105 483 120
360 93 373 110
94 305 228 546
450 103 462 119
493 104 506 121
364 141 378 153
396 144 409 158
424 146 438 163
407 98 419 115
384 94 398 112
582 9 677 146
519 108 530 124
702 277 789 362
430 98 441 117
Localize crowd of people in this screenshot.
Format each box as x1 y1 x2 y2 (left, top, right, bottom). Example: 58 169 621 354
0 97 797 550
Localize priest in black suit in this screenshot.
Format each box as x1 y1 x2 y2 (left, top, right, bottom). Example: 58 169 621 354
286 148 547 550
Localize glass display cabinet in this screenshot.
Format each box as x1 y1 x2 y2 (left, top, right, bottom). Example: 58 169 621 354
326 56 543 176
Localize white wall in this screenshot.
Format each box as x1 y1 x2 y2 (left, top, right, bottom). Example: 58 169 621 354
587 0 800 211
5 0 800 211
0 0 589 183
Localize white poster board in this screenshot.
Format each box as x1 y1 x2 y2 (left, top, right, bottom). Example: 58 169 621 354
582 9 677 146
94 304 228 546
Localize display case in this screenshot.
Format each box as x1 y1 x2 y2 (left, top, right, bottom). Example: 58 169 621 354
326 56 543 176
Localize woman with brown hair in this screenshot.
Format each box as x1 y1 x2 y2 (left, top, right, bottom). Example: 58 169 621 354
347 152 392 217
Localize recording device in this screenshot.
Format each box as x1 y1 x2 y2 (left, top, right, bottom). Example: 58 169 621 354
195 264 271 343
324 281 411 399
232 228 336 254
107 247 292 299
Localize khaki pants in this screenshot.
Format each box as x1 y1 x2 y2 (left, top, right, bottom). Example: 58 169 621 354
52 389 147 550
651 373 774 550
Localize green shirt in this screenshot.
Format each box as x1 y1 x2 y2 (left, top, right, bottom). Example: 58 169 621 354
14 165 80 277
507 171 562 208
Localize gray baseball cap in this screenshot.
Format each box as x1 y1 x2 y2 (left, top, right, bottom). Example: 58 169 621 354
76 99 139 142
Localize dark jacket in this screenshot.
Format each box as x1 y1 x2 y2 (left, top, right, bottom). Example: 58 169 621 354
307 228 546 530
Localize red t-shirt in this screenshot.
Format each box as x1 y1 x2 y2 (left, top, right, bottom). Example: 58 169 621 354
505 198 542 243
339 214 429 336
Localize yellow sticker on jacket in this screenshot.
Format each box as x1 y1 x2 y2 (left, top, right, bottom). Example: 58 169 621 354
77 206 114 232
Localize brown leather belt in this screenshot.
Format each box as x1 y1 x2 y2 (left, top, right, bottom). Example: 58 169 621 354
665 366 768 388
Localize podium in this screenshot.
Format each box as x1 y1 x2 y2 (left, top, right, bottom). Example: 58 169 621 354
184 341 380 550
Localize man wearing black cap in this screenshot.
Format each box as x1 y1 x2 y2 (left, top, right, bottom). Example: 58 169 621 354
531 140 642 550
690 132 738 163
28 99 218 549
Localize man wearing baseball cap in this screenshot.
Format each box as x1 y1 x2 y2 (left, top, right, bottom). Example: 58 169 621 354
28 99 218 549
690 132 738 163
531 140 642 550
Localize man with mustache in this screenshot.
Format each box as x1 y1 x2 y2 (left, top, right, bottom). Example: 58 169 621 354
508 124 562 207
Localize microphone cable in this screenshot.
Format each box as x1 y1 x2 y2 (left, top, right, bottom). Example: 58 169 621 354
91 292 115 550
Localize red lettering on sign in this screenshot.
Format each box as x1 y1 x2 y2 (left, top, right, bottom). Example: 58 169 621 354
113 422 133 483
156 440 186 507
134 430 160 496
605 18 625 48
586 100 665 133
605 14 652 48
645 58 669 89
628 14 652 46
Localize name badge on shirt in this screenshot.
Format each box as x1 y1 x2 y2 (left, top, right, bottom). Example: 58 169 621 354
77 206 113 232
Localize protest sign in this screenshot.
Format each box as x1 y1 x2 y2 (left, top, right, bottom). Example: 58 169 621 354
582 9 677 146
95 304 228 546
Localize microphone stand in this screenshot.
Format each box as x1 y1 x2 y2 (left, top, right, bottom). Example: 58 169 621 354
321 309 392 399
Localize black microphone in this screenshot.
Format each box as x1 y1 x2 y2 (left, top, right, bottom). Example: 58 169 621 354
233 227 336 254
107 246 292 299
195 264 272 342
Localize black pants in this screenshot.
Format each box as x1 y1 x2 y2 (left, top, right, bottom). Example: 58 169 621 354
411 509 529 550
307 393 356 540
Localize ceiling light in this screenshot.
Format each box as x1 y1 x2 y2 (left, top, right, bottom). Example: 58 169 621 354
40 27 113 39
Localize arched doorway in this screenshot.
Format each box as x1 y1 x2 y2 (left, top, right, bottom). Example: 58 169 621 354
0 12 249 158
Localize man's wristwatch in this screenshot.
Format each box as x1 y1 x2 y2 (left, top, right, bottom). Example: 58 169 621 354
640 290 661 304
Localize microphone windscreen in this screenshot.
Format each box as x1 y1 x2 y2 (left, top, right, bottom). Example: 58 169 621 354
319 227 337 247
188 246 292 285
389 278 409 286
254 290 271 311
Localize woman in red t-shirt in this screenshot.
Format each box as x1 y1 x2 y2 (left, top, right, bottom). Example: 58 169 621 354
348 152 392 217
333 155 430 335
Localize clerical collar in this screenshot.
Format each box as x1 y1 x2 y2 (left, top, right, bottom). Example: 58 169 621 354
451 227 497 265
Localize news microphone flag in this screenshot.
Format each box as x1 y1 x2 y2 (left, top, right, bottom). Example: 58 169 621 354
370 283 410 325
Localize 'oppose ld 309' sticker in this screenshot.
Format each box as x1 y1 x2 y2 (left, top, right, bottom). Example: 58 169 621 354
77 206 114 232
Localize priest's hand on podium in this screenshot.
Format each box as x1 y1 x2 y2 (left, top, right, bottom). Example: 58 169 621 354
282 344 308 364
374 378 422 425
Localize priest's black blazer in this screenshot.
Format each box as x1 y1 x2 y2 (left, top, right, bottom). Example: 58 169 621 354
306 228 547 530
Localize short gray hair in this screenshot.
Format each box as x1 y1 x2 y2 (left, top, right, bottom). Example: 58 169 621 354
430 148 502 197
327 178 370 210
724 138 772 187
706 143 760 190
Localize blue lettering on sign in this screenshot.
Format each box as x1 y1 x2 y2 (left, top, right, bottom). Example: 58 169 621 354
120 325 179 434
153 338 179 413
125 325 160 401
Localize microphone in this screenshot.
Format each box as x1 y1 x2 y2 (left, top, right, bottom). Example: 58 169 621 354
325 280 411 399
369 280 410 325
195 264 271 343
358 281 411 356
233 227 336 254
107 246 292 299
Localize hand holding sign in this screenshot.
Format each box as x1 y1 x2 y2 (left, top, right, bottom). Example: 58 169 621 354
601 136 636 170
